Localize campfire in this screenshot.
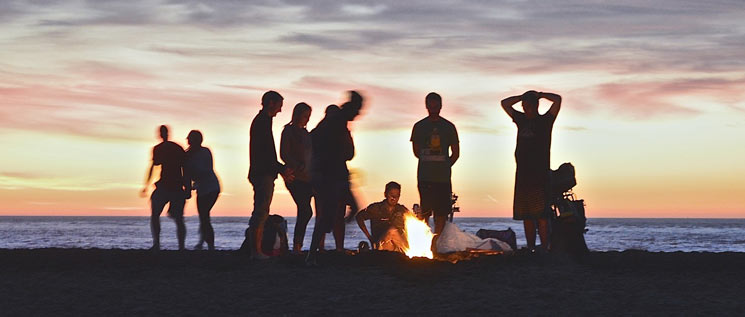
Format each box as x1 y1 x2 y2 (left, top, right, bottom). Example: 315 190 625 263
402 212 434 259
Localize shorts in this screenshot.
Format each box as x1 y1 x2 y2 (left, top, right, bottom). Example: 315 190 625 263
151 187 186 218
418 181 452 218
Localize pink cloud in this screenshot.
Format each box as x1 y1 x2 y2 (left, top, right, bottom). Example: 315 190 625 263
592 77 745 118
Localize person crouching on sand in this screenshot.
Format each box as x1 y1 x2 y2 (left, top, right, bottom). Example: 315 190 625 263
184 130 220 251
355 182 409 252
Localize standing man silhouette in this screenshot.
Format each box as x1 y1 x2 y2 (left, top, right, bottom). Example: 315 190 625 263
141 125 188 251
410 92 460 243
244 90 294 259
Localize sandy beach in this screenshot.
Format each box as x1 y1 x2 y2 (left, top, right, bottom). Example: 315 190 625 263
1 249 744 315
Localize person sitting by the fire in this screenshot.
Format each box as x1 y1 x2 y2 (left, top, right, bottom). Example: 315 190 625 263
355 181 408 252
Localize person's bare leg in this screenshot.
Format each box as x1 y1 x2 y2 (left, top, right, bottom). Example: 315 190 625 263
434 215 446 235
429 215 447 254
150 215 160 250
253 224 268 259
524 219 537 250
537 218 550 251
175 215 186 251
150 196 166 251
333 209 345 252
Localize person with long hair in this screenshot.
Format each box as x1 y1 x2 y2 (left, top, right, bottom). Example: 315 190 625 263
280 102 313 253
184 130 220 251
501 90 562 252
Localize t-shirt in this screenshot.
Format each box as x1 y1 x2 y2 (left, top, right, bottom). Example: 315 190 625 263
153 141 185 191
184 146 220 195
410 117 459 183
359 201 408 243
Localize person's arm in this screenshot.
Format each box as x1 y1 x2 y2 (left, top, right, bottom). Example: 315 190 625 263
501 95 522 119
279 128 296 183
450 142 460 166
540 91 562 117
450 125 460 166
140 162 154 198
355 208 373 246
411 125 420 159
181 149 191 200
342 127 355 161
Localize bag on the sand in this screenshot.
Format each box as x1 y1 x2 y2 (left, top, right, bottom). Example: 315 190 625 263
261 215 289 256
476 228 517 251
551 193 589 257
239 214 289 256
436 222 512 253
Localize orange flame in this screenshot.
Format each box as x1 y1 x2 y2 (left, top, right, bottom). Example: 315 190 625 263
402 212 434 259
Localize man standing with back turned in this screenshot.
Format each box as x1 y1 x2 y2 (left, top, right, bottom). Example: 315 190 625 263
244 90 294 259
410 92 460 248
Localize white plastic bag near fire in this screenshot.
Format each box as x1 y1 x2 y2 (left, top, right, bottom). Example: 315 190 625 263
435 222 513 253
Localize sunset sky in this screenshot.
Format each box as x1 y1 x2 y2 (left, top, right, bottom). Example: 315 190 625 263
1 1 743 218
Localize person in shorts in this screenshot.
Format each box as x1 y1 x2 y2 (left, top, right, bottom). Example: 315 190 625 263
141 125 188 251
410 92 460 241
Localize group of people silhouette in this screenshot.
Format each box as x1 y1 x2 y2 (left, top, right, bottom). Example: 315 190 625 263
141 89 562 264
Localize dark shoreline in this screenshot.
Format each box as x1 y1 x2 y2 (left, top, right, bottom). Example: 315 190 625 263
2 249 744 315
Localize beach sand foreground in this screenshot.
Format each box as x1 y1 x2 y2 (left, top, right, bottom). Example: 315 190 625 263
1 249 744 315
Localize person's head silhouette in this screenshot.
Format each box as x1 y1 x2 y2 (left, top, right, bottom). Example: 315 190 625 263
262 90 284 117
425 92 442 118
290 103 312 128
325 104 339 114
159 125 169 141
187 130 203 148
341 91 364 121
521 90 539 116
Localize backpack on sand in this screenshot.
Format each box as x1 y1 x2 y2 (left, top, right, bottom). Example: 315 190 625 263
550 162 589 257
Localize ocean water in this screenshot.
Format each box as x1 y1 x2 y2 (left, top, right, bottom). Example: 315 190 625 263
0 216 744 252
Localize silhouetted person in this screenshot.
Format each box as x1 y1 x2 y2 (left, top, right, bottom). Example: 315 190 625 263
410 92 460 241
314 104 361 253
501 90 562 252
244 91 294 260
141 125 188 251
184 130 220 251
306 91 364 266
280 102 314 254
356 181 408 252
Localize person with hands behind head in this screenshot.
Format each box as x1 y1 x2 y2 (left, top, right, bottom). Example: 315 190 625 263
501 90 562 252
